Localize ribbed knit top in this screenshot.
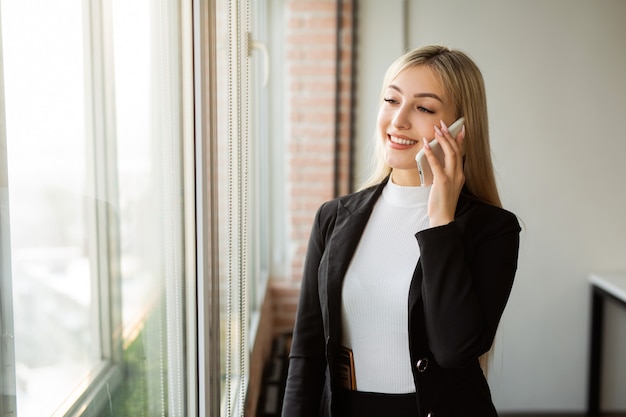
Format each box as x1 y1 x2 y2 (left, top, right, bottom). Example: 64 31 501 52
341 178 431 393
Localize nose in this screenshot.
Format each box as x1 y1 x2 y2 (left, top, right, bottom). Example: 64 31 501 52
392 105 411 130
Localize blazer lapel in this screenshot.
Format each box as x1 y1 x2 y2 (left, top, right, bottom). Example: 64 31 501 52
324 178 387 340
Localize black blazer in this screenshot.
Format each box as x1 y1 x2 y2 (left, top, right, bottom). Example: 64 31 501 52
282 177 521 417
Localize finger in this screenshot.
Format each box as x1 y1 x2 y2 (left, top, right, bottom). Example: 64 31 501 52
439 120 462 154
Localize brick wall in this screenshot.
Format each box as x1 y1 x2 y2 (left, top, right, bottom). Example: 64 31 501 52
271 0 355 336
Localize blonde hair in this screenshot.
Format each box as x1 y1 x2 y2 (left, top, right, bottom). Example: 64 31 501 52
361 45 502 209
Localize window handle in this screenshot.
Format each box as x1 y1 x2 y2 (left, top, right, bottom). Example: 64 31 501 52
248 32 269 87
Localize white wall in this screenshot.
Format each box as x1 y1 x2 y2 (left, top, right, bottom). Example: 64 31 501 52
355 0 626 412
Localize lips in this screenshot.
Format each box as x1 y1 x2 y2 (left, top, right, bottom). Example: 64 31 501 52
389 134 418 146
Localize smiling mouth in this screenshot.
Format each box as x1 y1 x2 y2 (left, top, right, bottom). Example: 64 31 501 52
389 135 418 146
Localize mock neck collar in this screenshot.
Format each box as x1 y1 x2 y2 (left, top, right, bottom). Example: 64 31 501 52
383 175 431 208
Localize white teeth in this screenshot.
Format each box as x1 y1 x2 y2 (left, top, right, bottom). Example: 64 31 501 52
390 135 417 146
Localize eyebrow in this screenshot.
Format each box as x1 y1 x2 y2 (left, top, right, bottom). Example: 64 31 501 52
388 85 443 102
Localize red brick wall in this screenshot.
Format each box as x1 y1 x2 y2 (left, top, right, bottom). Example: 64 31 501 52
271 0 355 336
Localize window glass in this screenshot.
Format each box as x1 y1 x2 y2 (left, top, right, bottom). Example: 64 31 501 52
111 0 162 343
1 2 99 415
102 0 188 414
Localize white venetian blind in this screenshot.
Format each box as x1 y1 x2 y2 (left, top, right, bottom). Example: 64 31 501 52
216 0 251 415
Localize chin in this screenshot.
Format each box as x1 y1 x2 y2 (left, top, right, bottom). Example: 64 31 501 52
384 156 418 171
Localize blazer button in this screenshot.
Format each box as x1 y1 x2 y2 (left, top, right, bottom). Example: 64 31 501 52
416 358 429 372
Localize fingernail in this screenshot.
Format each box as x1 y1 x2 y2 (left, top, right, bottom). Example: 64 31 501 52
434 125 443 136
422 137 430 149
460 125 466 139
440 120 448 133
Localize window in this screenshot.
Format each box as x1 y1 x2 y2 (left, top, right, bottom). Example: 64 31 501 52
0 1 195 415
0 0 274 415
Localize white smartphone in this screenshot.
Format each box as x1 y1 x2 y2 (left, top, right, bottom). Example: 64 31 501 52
415 117 465 186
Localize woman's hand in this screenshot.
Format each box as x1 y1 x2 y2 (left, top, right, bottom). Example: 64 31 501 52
421 120 466 227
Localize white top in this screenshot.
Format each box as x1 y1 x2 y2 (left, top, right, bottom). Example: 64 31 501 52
589 273 626 303
341 178 431 393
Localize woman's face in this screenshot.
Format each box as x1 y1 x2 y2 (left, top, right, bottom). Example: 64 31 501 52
377 65 457 185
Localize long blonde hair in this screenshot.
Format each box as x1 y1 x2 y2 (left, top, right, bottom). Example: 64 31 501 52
362 45 502 209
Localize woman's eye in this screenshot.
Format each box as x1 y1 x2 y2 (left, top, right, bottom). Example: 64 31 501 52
418 106 434 114
383 98 397 104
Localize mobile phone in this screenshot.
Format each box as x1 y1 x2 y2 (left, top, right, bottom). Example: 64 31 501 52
415 117 465 186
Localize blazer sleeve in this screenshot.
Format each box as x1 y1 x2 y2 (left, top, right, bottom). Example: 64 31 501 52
416 205 521 369
281 202 334 417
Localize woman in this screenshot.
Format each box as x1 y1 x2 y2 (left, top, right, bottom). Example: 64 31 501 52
281 45 521 417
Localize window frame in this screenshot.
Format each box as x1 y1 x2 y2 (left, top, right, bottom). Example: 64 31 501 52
0 0 199 415
192 0 222 415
